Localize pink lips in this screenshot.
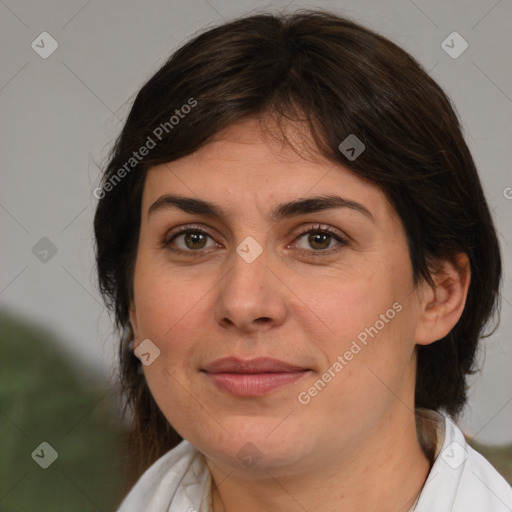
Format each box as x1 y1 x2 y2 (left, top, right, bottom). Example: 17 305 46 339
201 357 309 397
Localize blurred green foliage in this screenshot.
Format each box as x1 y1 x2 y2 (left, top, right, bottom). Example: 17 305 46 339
0 310 130 511
468 438 512 485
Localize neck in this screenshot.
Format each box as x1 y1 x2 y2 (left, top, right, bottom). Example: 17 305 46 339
208 405 432 512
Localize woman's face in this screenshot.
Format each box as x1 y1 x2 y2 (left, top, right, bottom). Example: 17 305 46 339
129 117 429 475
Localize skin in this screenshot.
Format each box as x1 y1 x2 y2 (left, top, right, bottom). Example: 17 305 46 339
129 116 470 512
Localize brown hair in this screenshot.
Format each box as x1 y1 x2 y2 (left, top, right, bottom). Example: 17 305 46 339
93 9 502 474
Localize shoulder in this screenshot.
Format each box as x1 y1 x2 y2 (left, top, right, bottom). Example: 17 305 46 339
116 440 211 512
449 416 512 511
417 411 512 511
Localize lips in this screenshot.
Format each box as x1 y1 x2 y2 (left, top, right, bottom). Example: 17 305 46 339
201 357 310 397
202 357 307 374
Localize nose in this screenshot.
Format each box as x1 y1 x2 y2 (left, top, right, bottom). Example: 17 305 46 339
214 247 289 333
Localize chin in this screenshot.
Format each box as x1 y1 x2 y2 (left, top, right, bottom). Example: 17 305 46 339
190 420 311 473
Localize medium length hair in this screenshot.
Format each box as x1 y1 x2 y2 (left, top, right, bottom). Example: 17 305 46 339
94 9 502 473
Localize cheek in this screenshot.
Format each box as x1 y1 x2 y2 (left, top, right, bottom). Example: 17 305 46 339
305 258 416 380
132 256 212 358
310 266 397 340
134 246 188 319
132 262 213 430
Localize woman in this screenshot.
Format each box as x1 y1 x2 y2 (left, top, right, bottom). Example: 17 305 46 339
94 9 512 511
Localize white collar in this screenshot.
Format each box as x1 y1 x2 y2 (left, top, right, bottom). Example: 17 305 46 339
413 410 512 511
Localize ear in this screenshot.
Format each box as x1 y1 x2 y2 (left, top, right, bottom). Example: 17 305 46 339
414 252 471 346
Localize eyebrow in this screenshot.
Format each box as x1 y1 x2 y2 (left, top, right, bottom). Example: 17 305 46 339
147 193 374 223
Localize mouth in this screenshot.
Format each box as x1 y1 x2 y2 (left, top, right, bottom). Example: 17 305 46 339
201 357 311 397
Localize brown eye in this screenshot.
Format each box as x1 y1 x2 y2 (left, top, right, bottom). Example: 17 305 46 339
182 231 208 250
294 227 347 253
164 228 218 252
306 232 332 250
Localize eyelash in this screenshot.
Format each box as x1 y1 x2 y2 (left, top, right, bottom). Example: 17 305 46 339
161 223 349 258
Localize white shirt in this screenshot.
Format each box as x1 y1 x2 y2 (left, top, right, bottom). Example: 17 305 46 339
117 410 512 511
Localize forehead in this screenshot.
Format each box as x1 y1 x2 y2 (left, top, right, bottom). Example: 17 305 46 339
164 116 336 179
141 117 395 224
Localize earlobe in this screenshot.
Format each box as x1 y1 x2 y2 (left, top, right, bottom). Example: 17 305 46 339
415 253 471 346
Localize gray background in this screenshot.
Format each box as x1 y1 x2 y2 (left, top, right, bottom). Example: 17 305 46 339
1 0 511 443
